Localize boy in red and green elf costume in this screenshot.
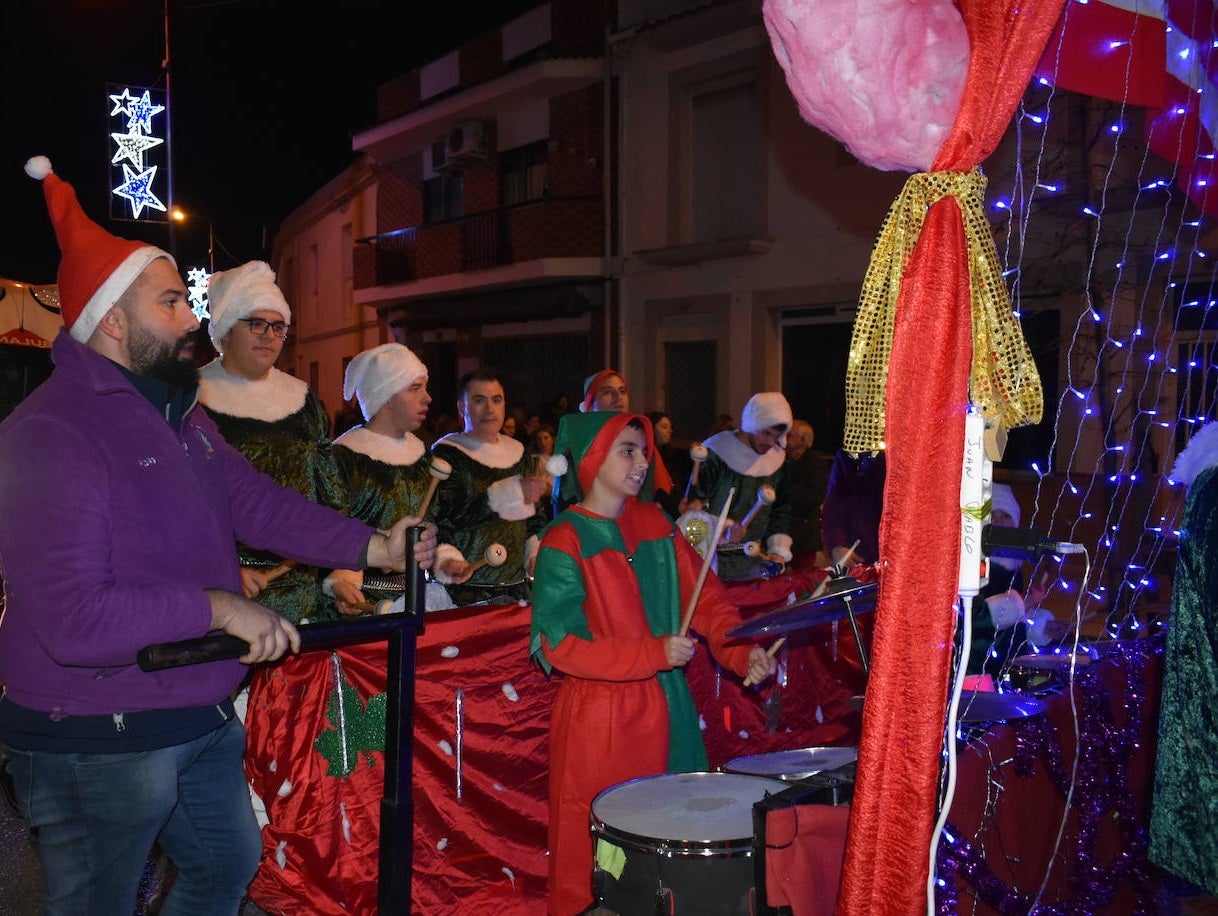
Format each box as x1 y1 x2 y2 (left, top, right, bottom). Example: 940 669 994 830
530 411 776 915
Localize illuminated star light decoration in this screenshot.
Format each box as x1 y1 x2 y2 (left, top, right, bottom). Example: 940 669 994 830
186 267 211 322
112 164 166 220
107 85 168 222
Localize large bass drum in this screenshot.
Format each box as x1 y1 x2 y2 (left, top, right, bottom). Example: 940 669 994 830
590 771 786 915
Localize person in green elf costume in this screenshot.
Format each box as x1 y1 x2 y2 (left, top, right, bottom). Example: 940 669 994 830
1150 420 1218 897
530 410 776 916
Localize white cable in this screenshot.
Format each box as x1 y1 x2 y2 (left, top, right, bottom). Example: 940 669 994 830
1028 548 1090 908
926 591 975 914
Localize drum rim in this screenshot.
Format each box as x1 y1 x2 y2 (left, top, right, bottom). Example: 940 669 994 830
589 771 785 857
722 746 859 781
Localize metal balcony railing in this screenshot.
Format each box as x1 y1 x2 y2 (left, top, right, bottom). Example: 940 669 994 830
355 196 602 288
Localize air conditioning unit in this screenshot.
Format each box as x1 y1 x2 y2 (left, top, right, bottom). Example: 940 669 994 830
446 119 487 161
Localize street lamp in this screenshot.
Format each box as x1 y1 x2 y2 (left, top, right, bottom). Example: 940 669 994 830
170 206 214 272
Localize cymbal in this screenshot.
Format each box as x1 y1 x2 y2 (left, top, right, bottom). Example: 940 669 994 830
955 690 1046 723
845 690 1046 723
727 580 878 639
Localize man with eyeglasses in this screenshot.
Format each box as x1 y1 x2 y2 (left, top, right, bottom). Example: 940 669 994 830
199 260 343 626
0 157 436 914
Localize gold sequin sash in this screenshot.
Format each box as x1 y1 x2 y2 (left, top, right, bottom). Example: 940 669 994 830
842 167 1043 456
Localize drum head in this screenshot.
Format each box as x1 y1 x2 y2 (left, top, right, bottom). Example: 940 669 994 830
591 772 786 852
723 746 859 781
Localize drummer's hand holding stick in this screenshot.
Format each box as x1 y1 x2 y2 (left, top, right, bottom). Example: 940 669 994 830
744 554 845 686
238 559 296 600
742 645 779 687
830 539 861 576
726 485 775 544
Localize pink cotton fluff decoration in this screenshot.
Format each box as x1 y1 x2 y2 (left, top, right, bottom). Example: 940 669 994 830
763 0 970 173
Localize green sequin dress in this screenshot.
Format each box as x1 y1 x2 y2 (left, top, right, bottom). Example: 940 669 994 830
1150 464 1218 895
432 432 545 606
199 361 344 623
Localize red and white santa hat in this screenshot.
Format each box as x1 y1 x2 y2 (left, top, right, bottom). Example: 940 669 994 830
25 155 174 343
578 368 626 413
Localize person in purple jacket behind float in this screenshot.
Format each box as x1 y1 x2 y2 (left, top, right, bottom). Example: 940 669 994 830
0 156 437 915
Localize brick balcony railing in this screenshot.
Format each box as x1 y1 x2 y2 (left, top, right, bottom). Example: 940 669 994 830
354 196 603 289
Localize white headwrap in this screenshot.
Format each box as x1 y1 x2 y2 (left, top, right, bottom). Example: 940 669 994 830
206 261 291 353
741 392 794 448
343 343 428 421
990 483 1021 527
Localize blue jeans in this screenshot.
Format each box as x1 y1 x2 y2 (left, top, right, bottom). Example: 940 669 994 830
6 717 262 916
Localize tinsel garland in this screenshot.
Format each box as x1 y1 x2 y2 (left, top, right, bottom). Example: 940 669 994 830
934 639 1160 914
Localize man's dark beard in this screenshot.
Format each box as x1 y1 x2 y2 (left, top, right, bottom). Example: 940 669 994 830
129 324 201 389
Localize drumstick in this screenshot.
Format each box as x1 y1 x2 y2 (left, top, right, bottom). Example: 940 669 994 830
678 487 735 637
415 456 453 521
344 598 396 615
260 561 296 583
743 554 849 688
466 543 508 576
834 539 861 572
684 443 708 500
735 485 776 536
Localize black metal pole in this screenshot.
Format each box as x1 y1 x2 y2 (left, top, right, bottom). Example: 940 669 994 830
378 526 426 913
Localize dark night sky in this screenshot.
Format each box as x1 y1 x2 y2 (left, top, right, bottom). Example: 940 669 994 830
0 0 537 284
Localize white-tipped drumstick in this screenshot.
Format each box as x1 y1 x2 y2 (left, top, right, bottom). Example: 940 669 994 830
745 538 859 686
684 442 708 500
679 487 735 637
467 543 508 576
736 485 776 535
416 456 452 521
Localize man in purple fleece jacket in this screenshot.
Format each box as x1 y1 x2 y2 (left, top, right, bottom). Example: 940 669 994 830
0 156 436 915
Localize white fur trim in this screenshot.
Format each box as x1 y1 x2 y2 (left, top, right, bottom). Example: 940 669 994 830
72 246 174 343
1170 421 1218 488
704 429 786 477
322 568 364 597
487 475 536 521
546 454 569 477
433 543 465 584
765 534 794 562
433 431 524 469
198 361 308 422
333 425 426 467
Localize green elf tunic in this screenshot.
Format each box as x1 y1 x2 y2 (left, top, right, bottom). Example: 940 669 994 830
326 424 454 614
695 429 794 580
432 432 545 606
530 498 756 916
199 360 345 623
1150 436 1218 896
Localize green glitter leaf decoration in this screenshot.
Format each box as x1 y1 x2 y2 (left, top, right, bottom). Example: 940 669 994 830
314 675 387 777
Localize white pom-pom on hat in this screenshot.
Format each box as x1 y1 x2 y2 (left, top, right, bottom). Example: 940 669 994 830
546 454 569 477
24 156 52 180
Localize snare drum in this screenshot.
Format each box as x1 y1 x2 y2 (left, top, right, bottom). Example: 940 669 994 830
591 771 786 915
723 746 859 781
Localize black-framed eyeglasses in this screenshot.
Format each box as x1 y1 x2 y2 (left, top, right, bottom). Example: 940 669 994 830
237 317 290 339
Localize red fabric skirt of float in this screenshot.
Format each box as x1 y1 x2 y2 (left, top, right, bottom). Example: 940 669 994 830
243 565 868 915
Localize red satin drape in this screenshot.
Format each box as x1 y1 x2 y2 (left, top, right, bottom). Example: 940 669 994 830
243 565 864 915
836 2 1067 913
